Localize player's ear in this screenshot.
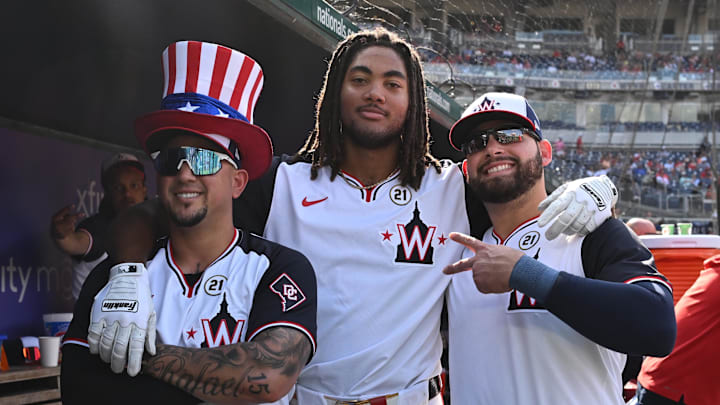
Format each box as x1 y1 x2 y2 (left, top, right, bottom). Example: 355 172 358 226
539 139 552 167
232 168 249 199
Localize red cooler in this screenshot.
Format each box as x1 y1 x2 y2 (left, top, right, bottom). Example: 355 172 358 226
640 235 720 304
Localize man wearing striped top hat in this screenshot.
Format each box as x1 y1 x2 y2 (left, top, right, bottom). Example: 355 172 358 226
61 41 317 405
85 30 620 404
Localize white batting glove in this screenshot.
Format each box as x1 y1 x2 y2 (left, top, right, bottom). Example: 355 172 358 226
537 175 618 240
88 263 156 376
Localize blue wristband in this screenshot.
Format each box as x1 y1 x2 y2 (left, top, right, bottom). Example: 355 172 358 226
508 255 560 303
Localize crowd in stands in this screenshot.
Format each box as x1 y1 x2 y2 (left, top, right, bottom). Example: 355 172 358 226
541 121 718 132
600 121 717 132
548 147 716 212
420 47 719 75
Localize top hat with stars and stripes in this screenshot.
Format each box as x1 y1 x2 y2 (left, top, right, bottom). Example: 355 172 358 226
135 40 272 180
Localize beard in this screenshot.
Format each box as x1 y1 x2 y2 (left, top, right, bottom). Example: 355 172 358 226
164 196 208 227
469 147 544 204
342 116 403 150
169 206 207 227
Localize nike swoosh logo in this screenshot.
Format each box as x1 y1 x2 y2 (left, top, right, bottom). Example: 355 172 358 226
302 196 328 207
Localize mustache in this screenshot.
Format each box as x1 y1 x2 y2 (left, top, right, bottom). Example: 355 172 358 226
357 104 387 115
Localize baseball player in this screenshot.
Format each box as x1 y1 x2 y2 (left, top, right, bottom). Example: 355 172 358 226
444 92 677 404
61 42 317 405
87 30 617 404
50 153 147 300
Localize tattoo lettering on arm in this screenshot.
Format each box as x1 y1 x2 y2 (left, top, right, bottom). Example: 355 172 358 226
142 327 312 404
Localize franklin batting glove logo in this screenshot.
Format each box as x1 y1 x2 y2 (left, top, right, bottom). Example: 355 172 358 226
101 300 139 312
580 183 607 211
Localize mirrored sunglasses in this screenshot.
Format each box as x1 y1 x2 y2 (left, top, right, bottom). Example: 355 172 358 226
461 128 539 155
151 147 238 176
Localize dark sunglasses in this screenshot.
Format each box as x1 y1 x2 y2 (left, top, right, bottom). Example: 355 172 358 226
461 128 540 155
151 147 238 176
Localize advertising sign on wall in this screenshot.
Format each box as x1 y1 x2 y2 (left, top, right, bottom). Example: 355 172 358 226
0 126 154 338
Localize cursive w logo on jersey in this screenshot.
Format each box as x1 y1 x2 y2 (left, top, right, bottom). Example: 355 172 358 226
395 202 436 264
201 293 245 347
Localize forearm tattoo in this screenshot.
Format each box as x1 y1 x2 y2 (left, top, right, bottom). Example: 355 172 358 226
142 327 312 402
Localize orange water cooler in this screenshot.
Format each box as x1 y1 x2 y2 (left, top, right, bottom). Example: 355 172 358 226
640 235 720 303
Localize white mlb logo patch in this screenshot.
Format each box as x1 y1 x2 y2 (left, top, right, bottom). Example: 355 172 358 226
270 273 306 312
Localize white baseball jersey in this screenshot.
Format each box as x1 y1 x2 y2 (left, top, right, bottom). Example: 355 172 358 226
447 217 670 405
64 228 317 405
239 158 471 401
71 253 107 300
72 212 113 300
147 229 316 351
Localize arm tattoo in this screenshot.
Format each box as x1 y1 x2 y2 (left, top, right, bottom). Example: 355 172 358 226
247 326 312 376
142 327 311 403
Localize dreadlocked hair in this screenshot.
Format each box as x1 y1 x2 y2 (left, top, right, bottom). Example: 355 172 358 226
291 27 442 190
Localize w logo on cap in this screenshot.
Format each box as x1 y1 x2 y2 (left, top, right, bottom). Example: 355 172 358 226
473 97 496 113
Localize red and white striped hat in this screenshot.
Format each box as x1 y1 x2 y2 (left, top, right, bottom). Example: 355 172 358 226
135 40 272 180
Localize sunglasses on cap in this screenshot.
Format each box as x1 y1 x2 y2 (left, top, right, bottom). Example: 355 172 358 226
461 128 540 155
150 147 238 176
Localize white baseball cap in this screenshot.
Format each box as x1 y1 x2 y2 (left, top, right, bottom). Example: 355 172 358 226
449 92 542 151
100 153 145 187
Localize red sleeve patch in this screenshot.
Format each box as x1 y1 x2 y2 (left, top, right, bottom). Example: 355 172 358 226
269 273 306 312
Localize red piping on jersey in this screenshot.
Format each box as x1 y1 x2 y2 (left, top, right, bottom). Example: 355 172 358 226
168 252 194 298
62 337 88 346
168 229 240 298
339 170 373 202
339 170 365 185
209 229 241 267
248 321 317 353
492 215 540 244
625 275 673 292
340 169 399 203
365 187 375 202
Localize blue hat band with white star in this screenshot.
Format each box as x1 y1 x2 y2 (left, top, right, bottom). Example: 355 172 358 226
161 93 251 123
157 92 246 166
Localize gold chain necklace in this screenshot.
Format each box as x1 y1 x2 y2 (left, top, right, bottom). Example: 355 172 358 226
338 168 399 191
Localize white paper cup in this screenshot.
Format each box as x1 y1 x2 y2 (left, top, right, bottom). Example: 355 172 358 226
39 336 61 367
43 313 73 337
